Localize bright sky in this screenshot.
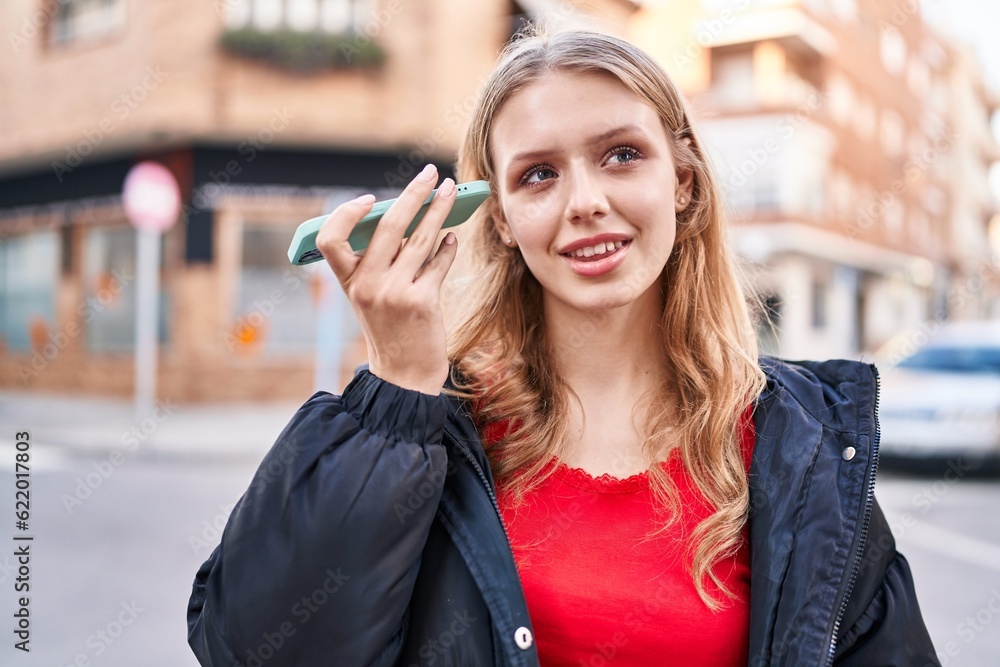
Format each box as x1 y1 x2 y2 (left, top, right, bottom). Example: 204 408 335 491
922 0 1000 89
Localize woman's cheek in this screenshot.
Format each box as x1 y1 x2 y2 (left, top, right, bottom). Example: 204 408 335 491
514 197 560 228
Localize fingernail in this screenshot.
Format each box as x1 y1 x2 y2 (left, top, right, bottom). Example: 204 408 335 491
418 164 437 182
444 232 456 245
438 178 455 196
356 194 375 204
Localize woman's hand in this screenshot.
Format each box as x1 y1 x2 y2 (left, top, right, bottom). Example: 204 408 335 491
316 164 459 396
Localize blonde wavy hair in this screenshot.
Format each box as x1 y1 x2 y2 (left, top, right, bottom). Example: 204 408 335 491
444 25 766 609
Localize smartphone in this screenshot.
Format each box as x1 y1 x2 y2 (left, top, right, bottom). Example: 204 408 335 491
287 180 491 265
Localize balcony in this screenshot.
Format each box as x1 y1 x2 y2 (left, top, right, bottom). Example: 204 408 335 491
692 2 836 59
695 75 822 113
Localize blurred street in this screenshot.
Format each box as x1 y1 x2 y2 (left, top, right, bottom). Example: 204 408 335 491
1 391 998 666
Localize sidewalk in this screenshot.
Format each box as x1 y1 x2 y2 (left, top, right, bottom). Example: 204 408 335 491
0 389 308 462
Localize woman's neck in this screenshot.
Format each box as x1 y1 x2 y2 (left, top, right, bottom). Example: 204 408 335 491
542 288 674 475
544 290 669 399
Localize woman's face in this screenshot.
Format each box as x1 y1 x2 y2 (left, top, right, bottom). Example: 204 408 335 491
490 69 693 318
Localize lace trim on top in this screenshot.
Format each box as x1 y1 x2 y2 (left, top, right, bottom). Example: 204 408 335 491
552 459 675 494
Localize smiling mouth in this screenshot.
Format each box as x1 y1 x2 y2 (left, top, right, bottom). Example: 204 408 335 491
561 239 630 261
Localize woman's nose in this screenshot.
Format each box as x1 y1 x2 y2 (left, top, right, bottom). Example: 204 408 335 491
563 166 610 223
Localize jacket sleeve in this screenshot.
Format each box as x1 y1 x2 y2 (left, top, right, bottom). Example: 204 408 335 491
186 370 450 667
833 498 940 666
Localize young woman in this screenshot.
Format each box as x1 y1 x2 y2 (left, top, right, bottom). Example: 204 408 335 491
187 27 938 667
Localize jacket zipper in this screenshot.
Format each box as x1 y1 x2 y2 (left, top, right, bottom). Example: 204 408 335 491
825 364 882 666
443 428 513 547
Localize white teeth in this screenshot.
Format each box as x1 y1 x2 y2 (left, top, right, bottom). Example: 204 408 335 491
569 240 627 258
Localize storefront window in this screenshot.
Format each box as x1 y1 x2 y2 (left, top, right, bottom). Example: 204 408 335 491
83 226 168 351
48 0 127 46
0 231 58 352
233 224 321 357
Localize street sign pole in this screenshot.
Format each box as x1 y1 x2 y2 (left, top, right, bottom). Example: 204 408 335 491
123 162 181 418
134 227 160 417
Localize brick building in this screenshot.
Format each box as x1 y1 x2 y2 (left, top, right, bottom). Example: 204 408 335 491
0 0 636 401
631 0 1000 359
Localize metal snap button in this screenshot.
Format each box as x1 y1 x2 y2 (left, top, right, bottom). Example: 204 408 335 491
514 626 533 650
842 446 856 461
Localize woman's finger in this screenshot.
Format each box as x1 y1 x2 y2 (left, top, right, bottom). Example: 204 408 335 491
315 194 376 285
362 164 439 270
390 178 457 278
413 232 459 289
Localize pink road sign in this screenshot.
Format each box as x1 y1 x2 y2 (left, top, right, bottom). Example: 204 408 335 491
123 161 182 233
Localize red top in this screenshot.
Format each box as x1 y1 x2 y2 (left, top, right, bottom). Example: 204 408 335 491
491 408 755 666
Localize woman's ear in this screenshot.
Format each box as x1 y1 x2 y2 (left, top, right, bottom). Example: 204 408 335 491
489 197 517 247
675 137 696 213
675 167 695 213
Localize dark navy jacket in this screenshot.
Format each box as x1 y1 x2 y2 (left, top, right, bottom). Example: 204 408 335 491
187 357 939 666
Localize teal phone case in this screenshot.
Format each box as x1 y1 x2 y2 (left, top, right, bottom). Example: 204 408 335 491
287 180 491 265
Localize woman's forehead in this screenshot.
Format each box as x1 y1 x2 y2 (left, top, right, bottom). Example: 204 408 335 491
490 70 667 160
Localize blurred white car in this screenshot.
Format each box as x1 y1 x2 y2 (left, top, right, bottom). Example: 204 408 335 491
874 321 1000 465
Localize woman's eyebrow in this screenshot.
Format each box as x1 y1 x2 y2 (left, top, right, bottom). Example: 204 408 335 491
505 124 649 167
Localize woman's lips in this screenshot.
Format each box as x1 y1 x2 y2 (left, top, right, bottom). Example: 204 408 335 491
560 240 631 277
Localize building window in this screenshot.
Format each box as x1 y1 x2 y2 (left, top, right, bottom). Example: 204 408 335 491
754 179 780 211
826 73 854 126
226 0 375 34
884 200 904 235
879 28 907 76
48 0 126 46
811 275 828 329
221 0 384 70
710 48 755 106
829 0 857 21
233 224 321 357
907 58 930 97
755 293 782 357
831 170 855 217
880 109 904 157
84 226 168 352
0 231 58 353
853 94 877 141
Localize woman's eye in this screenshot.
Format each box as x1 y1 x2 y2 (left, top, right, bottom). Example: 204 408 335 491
607 145 640 165
523 166 556 185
